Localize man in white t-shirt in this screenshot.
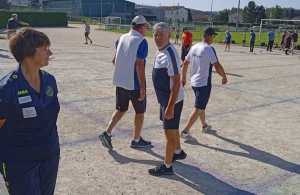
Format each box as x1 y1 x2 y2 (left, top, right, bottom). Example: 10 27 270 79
148 22 187 176
181 27 227 141
99 15 151 150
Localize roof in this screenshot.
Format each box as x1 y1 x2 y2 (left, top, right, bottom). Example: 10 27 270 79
192 14 209 21
161 6 186 11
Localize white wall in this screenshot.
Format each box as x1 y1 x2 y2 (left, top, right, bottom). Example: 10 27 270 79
164 8 188 22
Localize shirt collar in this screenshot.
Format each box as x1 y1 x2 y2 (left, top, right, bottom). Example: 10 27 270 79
16 64 47 94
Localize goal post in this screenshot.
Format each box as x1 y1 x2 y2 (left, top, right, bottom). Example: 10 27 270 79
259 19 300 41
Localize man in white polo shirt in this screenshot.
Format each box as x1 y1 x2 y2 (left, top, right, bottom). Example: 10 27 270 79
99 15 151 150
181 27 227 141
148 22 187 176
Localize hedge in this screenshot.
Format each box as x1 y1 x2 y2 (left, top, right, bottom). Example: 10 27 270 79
0 10 68 29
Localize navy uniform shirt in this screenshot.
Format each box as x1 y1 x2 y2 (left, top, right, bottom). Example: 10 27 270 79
0 65 60 162
152 44 184 106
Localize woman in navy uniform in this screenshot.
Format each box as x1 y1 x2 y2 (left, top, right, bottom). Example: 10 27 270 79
0 27 60 195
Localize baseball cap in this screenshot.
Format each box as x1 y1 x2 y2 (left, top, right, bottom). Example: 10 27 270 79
152 22 171 33
203 27 218 36
131 15 147 26
182 27 188 31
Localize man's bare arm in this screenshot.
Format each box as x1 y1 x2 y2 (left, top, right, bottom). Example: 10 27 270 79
213 61 227 85
136 58 146 101
0 119 6 129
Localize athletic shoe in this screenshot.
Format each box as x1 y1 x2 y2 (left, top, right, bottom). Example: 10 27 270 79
98 132 113 150
202 124 212 133
172 150 187 162
84 42 88 44
130 137 151 148
148 163 174 176
90 40 92 44
180 131 196 141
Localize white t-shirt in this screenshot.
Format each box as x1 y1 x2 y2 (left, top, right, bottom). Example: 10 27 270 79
152 44 184 106
186 42 218 87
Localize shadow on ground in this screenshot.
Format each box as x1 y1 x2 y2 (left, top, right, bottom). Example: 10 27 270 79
109 149 254 195
190 130 300 175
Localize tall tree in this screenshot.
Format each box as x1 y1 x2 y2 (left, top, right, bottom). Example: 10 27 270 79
242 6 250 23
256 5 266 23
219 9 229 23
246 1 257 23
0 0 10 9
269 5 284 21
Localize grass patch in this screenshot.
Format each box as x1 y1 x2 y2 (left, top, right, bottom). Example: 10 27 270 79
0 35 6 39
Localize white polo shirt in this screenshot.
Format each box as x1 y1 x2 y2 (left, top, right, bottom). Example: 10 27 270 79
152 44 184 106
186 42 218 87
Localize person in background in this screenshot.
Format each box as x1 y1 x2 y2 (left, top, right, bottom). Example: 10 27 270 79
175 26 180 44
279 30 287 51
291 29 298 54
0 27 60 195
266 29 275 52
82 20 92 44
249 30 256 52
284 31 292 55
225 30 231 52
6 13 29 39
181 27 193 65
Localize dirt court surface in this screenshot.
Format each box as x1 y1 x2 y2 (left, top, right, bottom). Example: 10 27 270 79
0 24 300 195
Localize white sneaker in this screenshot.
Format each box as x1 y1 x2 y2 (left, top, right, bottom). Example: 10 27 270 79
180 131 196 141
202 125 212 133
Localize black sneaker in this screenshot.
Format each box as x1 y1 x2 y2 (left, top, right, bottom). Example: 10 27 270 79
148 163 174 176
98 132 113 150
172 150 187 162
130 137 151 148
90 40 92 44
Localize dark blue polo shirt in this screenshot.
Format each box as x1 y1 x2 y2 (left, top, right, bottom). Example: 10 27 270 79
0 65 60 162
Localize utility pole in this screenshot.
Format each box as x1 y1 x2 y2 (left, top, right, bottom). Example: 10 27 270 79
210 0 213 22
236 0 241 31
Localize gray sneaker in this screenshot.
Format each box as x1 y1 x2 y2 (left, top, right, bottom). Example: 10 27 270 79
202 124 212 133
99 132 113 150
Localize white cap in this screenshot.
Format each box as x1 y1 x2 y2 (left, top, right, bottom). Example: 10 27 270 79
131 15 147 25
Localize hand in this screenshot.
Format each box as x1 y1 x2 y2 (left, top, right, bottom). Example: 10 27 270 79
164 106 174 120
181 78 186 87
222 77 227 85
138 89 146 101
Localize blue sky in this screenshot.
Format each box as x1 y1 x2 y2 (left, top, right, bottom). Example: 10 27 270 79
131 0 300 11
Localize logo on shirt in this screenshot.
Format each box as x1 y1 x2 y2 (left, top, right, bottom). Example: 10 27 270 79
46 86 53 96
18 90 28 95
12 74 18 79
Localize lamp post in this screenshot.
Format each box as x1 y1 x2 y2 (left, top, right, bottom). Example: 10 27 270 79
235 0 240 31
210 0 213 21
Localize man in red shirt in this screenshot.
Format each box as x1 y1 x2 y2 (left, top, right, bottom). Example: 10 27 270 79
181 27 193 64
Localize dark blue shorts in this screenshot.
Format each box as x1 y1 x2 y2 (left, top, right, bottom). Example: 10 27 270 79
226 41 231 44
159 100 183 130
192 85 212 110
0 151 60 195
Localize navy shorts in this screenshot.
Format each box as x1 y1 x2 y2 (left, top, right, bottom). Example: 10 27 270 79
84 32 89 37
226 41 231 44
116 87 146 114
159 100 183 130
0 151 60 195
192 85 212 110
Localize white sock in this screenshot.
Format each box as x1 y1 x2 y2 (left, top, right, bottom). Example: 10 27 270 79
164 163 172 168
107 132 112 136
134 137 140 142
175 149 182 154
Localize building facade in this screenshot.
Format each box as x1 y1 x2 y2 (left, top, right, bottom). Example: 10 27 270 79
228 12 243 23
161 6 188 22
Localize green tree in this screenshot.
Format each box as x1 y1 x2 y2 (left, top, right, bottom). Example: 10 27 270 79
256 5 266 23
242 6 250 23
0 0 10 9
219 9 229 23
269 5 284 21
246 1 257 23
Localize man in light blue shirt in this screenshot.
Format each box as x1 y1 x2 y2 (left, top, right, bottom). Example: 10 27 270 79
267 29 275 52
